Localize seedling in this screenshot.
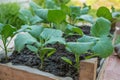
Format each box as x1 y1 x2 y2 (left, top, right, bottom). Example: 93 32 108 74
15 25 66 69
0 23 16 60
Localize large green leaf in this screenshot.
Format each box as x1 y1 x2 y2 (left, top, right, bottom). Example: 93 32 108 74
96 7 112 20
78 35 99 42
19 9 43 24
18 25 44 39
92 37 113 58
76 14 94 24
1 24 16 39
15 32 39 52
19 9 32 24
45 36 66 45
35 9 48 21
30 15 43 24
45 0 57 9
28 25 44 39
48 10 66 24
70 6 80 18
29 1 41 10
91 17 111 37
61 4 70 15
40 28 63 40
66 42 94 55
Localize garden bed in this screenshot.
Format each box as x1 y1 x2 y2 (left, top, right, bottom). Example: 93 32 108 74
0 56 98 80
0 1 116 80
0 25 107 80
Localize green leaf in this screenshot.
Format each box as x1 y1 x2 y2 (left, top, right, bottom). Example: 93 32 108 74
66 42 94 55
112 12 120 18
76 14 94 24
19 9 43 24
26 45 38 53
28 25 44 39
61 57 72 65
19 9 32 24
40 47 56 58
91 17 111 37
48 10 66 24
70 6 80 17
40 28 63 40
66 24 83 36
45 36 66 45
1 24 16 39
92 37 113 58
54 21 67 32
97 6 112 20
30 15 43 24
29 1 41 10
35 9 48 21
80 7 90 15
45 0 57 9
15 32 39 52
78 35 99 42
61 4 70 15
54 0 70 5
17 25 31 32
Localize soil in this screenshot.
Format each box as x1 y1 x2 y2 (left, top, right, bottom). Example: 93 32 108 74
0 25 106 80
9 43 91 80
78 25 91 35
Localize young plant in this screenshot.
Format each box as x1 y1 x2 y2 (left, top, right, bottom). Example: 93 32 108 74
62 17 114 72
64 42 94 71
19 8 43 25
0 23 16 60
15 25 66 69
96 6 120 31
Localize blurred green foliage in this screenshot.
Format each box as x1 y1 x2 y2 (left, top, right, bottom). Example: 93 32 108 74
0 3 24 29
33 0 70 9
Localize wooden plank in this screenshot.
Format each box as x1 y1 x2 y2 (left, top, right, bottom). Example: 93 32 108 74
0 58 98 80
0 63 72 80
96 58 109 80
79 58 98 80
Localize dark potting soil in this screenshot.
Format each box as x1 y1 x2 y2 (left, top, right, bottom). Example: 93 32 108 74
9 42 92 80
79 25 91 35
65 25 91 42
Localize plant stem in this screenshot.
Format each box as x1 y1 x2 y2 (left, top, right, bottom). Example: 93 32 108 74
40 59 44 69
2 37 8 60
6 37 13 47
75 54 80 72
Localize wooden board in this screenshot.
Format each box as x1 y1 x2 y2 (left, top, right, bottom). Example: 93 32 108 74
79 58 98 80
0 58 98 80
96 58 109 80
